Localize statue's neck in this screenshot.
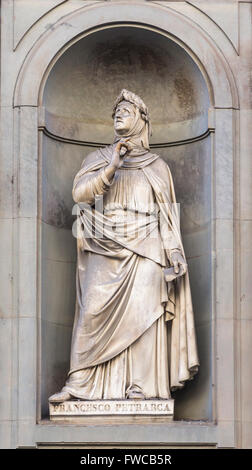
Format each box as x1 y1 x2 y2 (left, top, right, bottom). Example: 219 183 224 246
114 134 149 156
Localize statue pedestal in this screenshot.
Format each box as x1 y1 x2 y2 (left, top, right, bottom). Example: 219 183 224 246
49 399 174 422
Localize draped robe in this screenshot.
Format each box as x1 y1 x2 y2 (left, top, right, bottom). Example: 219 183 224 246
62 144 199 400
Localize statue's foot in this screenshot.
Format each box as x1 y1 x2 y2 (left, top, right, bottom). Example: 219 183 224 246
126 387 145 400
49 390 71 403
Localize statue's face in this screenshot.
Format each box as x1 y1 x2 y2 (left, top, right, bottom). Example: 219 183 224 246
114 101 137 135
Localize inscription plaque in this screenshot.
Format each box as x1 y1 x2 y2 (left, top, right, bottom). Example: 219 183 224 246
50 399 174 419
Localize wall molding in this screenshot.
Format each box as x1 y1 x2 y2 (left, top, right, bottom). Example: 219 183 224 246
39 126 213 149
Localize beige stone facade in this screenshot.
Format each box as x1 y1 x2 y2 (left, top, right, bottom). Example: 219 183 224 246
0 0 252 448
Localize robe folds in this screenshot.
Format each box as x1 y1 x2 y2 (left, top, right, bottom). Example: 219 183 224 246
63 144 199 399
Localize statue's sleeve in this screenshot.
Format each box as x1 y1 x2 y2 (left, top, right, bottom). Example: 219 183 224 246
159 210 183 265
157 163 184 264
72 165 114 205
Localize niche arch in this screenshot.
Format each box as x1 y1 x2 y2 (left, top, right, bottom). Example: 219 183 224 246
40 24 211 421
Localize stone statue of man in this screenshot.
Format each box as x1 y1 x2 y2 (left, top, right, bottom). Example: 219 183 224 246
49 89 199 403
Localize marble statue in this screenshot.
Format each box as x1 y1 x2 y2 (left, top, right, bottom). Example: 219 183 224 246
49 89 199 403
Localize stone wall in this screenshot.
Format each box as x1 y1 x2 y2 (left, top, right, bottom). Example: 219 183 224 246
0 0 252 448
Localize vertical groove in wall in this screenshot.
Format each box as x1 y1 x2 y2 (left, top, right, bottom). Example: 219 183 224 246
233 106 242 448
12 106 21 448
210 128 216 424
36 129 43 423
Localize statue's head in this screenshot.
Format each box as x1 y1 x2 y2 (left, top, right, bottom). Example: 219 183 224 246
112 89 151 150
113 100 138 135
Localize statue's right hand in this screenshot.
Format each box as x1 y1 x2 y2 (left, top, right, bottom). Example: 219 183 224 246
110 139 130 169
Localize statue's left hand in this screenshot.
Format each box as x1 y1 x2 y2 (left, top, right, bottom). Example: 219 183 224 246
170 251 187 276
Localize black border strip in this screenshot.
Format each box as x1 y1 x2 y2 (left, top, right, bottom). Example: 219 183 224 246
38 126 214 149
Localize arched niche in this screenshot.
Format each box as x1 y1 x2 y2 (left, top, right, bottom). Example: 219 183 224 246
42 27 210 144
40 25 212 421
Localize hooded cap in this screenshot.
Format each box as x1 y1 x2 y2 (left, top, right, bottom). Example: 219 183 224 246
112 89 152 152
